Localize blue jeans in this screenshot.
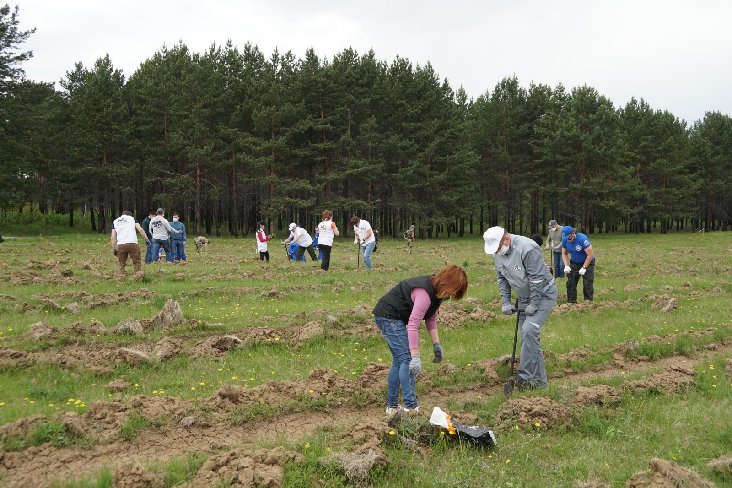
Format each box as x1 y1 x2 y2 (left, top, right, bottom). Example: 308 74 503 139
552 251 564 278
362 241 376 270
144 242 153 264
152 238 174 263
172 241 186 261
375 316 417 409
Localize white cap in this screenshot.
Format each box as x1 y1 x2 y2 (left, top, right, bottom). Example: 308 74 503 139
288 223 297 230
483 226 505 255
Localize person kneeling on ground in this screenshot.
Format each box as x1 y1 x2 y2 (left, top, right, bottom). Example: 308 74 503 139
372 265 468 415
484 226 557 390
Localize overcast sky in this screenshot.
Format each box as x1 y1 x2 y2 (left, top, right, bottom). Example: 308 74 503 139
16 0 732 124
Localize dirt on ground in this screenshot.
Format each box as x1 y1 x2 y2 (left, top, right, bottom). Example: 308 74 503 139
183 447 303 488
626 458 715 488
495 397 573 429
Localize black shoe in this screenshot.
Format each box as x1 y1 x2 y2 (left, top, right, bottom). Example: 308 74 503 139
508 375 532 390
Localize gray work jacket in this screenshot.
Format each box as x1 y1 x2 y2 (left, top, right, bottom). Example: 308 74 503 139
493 234 556 308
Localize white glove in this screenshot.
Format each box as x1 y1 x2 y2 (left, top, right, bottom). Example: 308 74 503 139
544 245 550 250
354 239 359 245
578 267 587 276
564 265 571 274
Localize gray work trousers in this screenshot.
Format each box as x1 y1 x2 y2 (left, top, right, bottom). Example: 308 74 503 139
516 288 557 387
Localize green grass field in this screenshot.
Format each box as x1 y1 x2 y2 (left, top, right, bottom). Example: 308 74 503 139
0 230 730 487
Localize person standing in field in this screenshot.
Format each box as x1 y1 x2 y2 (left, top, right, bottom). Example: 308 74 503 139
317 210 339 271
169 212 187 262
283 223 317 262
149 208 180 264
404 224 415 254
545 220 565 278
373 265 468 415
351 216 376 271
111 210 150 281
484 226 557 389
140 210 156 264
561 226 595 303
256 221 273 262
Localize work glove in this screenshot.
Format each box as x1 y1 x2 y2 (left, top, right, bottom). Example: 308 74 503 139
525 304 538 315
112 248 118 256
578 267 587 276
544 245 550 250
501 303 517 315
564 265 571 274
409 356 423 377
432 342 443 363
145 239 151 247
354 239 359 245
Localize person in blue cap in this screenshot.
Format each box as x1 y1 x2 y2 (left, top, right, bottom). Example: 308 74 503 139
561 226 595 303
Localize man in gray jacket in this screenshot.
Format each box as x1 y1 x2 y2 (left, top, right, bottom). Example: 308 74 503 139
149 208 180 263
484 226 558 389
545 220 565 278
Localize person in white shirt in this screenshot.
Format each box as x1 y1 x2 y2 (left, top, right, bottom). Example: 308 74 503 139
283 223 317 262
316 210 340 271
351 216 376 270
111 211 150 280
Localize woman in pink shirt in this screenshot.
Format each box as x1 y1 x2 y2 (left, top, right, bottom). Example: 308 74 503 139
372 265 468 415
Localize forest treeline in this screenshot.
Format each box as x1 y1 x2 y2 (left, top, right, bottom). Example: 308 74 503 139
1 7 730 238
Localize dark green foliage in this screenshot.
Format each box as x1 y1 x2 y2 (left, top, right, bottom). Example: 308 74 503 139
1 18 730 235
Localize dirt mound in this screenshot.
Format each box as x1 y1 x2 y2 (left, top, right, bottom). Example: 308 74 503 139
357 363 390 391
116 319 144 336
346 418 388 451
626 458 715 488
651 296 677 313
191 335 243 358
473 355 512 382
707 453 732 476
437 303 495 329
153 337 183 361
624 363 695 395
322 448 385 485
0 348 31 368
112 462 164 488
54 411 89 438
577 482 611 488
496 397 572 429
107 379 132 393
625 284 651 291
0 414 47 441
115 348 152 366
260 287 284 299
23 321 56 339
573 385 622 407
308 369 358 396
152 299 185 330
291 321 324 344
188 447 303 488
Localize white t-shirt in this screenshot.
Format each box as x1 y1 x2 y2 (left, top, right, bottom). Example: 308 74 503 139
293 227 313 247
317 220 337 246
353 220 375 244
113 215 138 245
256 229 269 252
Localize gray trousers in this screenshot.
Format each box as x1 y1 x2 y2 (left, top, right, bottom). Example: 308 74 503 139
516 288 557 387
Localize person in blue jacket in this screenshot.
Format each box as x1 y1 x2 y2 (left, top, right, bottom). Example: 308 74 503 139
169 212 187 261
561 226 595 303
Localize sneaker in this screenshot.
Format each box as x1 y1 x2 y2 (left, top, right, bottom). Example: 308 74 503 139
385 406 401 416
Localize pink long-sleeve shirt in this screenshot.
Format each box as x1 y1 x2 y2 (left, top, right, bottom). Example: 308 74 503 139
407 288 438 349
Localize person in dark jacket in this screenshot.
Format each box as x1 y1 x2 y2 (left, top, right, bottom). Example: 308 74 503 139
140 210 156 264
372 265 468 415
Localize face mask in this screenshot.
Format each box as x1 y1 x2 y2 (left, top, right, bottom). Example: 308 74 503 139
173 217 179 222
495 244 510 256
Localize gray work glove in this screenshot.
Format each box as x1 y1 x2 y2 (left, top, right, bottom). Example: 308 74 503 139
432 342 443 363
145 239 151 247
564 265 571 274
501 303 517 315
525 304 538 315
409 356 423 377
112 248 118 256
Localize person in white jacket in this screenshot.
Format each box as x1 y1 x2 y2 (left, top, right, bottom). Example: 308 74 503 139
316 210 340 271
351 216 376 270
256 221 273 261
